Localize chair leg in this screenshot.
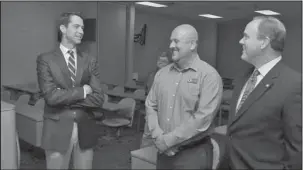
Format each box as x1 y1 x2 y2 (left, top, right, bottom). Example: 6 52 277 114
218 109 222 126
116 128 121 138
137 112 141 132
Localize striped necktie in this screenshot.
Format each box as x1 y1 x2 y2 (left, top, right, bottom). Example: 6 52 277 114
67 50 76 86
236 69 260 114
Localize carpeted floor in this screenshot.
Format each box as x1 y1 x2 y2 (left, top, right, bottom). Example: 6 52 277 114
18 112 227 169
19 119 144 169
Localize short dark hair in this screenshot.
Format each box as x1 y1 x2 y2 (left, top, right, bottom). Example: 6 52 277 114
253 16 286 52
57 12 84 41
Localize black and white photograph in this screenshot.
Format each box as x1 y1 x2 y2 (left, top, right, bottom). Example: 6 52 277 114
1 1 302 169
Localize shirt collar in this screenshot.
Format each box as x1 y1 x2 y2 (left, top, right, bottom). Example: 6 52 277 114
257 56 282 77
59 43 76 55
170 54 199 72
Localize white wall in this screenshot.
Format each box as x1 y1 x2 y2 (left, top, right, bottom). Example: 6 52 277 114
97 2 127 85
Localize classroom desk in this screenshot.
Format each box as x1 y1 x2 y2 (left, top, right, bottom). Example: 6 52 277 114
2 83 41 104
3 83 40 94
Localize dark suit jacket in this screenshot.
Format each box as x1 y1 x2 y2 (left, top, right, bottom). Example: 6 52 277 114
36 46 104 153
226 61 302 169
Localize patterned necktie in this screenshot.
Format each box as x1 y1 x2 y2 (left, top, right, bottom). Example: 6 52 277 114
67 50 76 87
236 69 260 114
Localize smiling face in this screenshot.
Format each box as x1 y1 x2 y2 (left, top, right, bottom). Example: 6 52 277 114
169 31 191 63
60 15 84 46
239 19 264 64
169 25 198 64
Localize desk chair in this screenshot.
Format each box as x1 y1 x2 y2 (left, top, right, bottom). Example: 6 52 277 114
112 86 124 93
218 89 233 125
102 98 136 137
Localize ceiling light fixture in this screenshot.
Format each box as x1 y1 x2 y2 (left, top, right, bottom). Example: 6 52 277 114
254 10 280 15
135 2 167 8
199 14 223 19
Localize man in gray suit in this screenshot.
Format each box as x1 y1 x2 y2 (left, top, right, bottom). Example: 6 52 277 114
36 12 104 169
224 16 302 169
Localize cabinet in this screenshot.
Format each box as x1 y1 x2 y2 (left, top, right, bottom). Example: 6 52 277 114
1 101 19 169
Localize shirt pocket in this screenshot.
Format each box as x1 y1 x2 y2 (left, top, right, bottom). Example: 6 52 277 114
187 82 200 96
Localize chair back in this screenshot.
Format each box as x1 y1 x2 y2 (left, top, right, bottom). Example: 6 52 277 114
113 86 124 93
210 133 228 169
126 80 137 87
134 89 145 97
118 98 136 127
16 94 31 105
222 89 233 104
34 98 45 109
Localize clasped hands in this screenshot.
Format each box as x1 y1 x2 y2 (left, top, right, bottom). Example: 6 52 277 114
153 134 178 156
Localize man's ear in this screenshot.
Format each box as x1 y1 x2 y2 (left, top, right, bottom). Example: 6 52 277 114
260 37 270 50
190 40 197 51
60 25 66 35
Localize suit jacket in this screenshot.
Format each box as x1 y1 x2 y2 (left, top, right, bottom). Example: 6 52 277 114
36 46 104 153
226 61 302 169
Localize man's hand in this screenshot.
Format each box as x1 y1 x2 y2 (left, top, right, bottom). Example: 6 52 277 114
153 134 179 156
83 84 93 95
154 135 169 153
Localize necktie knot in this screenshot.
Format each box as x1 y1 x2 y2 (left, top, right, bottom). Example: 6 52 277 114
68 50 74 58
252 69 260 78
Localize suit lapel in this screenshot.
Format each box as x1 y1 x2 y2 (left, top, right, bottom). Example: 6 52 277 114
230 62 282 125
228 68 253 126
75 50 85 86
53 47 73 87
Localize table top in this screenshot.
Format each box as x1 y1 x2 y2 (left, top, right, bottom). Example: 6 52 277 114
105 90 146 101
3 83 40 94
105 83 145 90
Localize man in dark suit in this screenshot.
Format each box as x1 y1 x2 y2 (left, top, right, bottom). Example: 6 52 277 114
225 16 302 169
36 12 104 169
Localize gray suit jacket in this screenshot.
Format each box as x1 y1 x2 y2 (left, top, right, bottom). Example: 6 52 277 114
36 46 104 152
226 61 302 169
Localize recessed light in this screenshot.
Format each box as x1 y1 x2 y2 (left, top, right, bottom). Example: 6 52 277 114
135 2 167 8
199 14 223 19
255 10 280 15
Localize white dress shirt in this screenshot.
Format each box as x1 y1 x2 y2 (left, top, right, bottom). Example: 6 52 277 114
236 56 282 110
59 44 87 98
59 44 77 70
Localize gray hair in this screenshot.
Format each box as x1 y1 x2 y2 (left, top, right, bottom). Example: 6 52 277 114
253 16 286 52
